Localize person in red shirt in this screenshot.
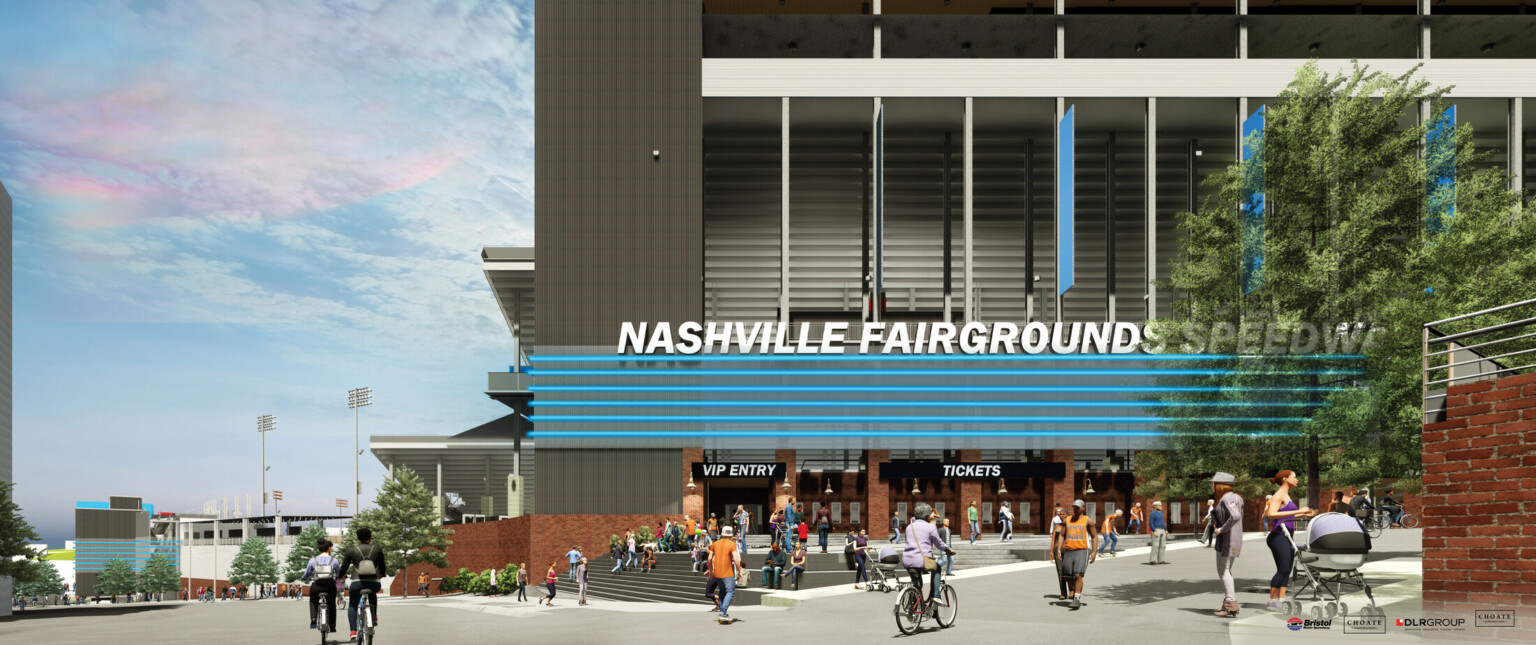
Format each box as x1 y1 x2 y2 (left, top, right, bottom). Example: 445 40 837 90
797 520 810 545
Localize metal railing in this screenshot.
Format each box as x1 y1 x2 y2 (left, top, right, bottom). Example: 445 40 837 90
1423 297 1536 423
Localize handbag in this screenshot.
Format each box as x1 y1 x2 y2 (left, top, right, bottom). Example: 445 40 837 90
922 556 938 572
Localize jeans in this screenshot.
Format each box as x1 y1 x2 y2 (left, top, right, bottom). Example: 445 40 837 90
517 583 527 601
818 526 830 551
1127 518 1140 534
625 549 636 568
855 557 867 584
907 568 942 604
346 581 381 633
1098 533 1119 554
969 520 980 544
716 576 736 616
761 565 782 588
1387 508 1403 525
1216 554 1237 602
788 565 806 588
612 559 623 573
889 531 898 543
938 552 953 576
568 564 579 581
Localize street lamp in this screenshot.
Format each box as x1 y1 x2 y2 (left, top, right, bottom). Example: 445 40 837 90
348 387 372 516
257 415 275 516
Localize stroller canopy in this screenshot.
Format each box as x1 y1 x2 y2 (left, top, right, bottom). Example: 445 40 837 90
1307 512 1370 554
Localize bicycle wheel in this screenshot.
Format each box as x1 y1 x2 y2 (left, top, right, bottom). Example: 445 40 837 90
894 586 923 635
934 584 958 628
1367 518 1384 538
1400 514 1420 529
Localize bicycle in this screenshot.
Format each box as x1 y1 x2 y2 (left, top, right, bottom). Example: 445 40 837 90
1362 510 1419 537
315 593 333 645
893 573 958 635
356 588 377 645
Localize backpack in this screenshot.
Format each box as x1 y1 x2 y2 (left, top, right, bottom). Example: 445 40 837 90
312 554 335 581
354 544 380 578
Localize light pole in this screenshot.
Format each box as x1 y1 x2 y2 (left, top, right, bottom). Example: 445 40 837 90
258 415 275 516
348 387 372 516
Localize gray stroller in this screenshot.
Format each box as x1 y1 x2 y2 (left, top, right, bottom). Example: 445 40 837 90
865 546 904 593
1281 512 1384 619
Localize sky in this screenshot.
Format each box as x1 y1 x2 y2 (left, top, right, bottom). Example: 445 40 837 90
1 0 535 546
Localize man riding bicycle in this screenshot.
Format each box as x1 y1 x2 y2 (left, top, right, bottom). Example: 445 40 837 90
300 539 339 632
337 527 388 641
1379 488 1403 526
902 502 956 610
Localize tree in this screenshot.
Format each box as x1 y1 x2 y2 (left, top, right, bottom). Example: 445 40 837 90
0 481 43 583
227 536 281 590
14 560 66 597
284 523 331 583
138 552 181 601
340 468 453 598
1147 60 1536 504
95 558 138 602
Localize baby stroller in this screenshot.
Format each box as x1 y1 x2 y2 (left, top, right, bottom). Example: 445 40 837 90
865 547 904 593
1282 512 1383 619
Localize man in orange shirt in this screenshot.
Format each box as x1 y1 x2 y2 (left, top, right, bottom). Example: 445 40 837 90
1051 499 1099 609
684 515 698 549
705 526 742 624
1098 510 1122 557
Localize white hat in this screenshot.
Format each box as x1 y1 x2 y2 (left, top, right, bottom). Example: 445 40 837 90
1152 501 1162 506
721 526 734 537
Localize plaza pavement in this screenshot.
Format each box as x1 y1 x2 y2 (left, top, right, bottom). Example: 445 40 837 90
0 529 1425 644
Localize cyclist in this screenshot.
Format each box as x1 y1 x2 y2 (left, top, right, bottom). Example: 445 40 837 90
300 538 339 632
1349 489 1374 522
1380 488 1403 526
337 527 388 641
901 502 955 612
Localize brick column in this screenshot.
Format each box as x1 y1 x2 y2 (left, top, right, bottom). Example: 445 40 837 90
682 447 704 520
774 449 796 513
867 450 890 538
1421 371 1536 632
958 449 983 540
1042 449 1076 533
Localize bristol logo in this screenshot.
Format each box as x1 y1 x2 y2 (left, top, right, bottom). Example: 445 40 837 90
1287 618 1304 631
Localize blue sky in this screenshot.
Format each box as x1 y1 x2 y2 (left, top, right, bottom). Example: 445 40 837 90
1 0 535 545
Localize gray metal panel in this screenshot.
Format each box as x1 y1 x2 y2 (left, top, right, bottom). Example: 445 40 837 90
535 0 704 347
109 496 142 511
534 449 682 515
76 508 143 540
0 180 8 483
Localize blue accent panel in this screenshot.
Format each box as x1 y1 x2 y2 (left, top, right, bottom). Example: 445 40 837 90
530 430 1301 439
531 385 1350 393
528 368 1363 377
1426 105 1456 234
530 353 1364 363
1241 106 1266 294
527 415 1310 424
532 400 1328 409
1058 105 1075 295
75 501 109 509
144 503 154 516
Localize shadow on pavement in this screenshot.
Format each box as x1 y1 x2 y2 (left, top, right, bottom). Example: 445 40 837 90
0 604 180 622
1092 578 1271 605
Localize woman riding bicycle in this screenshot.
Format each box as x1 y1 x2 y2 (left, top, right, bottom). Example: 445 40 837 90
300 538 339 631
902 502 955 608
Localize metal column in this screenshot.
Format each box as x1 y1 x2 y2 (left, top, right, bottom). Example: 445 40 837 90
781 96 791 324
964 97 975 322
1146 98 1158 320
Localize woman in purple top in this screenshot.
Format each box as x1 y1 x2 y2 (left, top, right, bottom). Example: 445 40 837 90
1264 469 1315 611
901 502 954 604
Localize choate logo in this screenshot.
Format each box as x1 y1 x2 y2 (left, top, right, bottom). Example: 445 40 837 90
1285 618 1331 631
1343 616 1386 634
941 464 1002 477
1475 610 1515 628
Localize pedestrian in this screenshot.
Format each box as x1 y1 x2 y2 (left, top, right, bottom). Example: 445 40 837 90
708 513 719 541
816 502 833 553
853 529 871 589
788 540 808 590
1053 500 1098 609
417 570 430 597
735 505 751 545
999 502 1015 542
1210 472 1246 617
539 561 558 606
1200 498 1217 544
1264 470 1314 612
762 541 787 589
684 514 697 550
843 529 859 573
577 557 590 606
517 562 528 601
968 500 981 544
796 517 810 548
566 545 582 581
626 531 638 570
889 510 903 543
708 526 742 624
781 497 799 552
1128 503 1143 535
1098 510 1121 556
936 517 955 575
1148 501 1169 564
769 509 782 545
1050 506 1069 599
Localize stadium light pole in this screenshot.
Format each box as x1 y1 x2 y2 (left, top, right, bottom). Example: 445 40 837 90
257 415 275 516
348 388 372 516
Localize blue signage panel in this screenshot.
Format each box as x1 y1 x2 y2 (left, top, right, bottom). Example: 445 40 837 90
1058 105 1074 296
1426 105 1456 234
1241 105 1266 295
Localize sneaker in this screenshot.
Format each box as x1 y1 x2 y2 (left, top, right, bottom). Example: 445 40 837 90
349 632 358 639
1267 599 1283 612
1070 594 1081 609
309 623 317 630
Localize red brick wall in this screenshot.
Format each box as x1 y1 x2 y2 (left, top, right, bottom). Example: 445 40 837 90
1043 450 1076 533
866 450 890 538
1422 371 1536 633
682 448 704 519
793 469 866 534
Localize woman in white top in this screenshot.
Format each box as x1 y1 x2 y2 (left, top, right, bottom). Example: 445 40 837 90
999 502 1016 543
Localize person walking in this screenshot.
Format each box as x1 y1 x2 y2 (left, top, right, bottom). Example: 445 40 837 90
1128 503 1143 535
1148 501 1169 564
762 541 787 589
577 557 590 606
565 545 582 581
935 518 953 576
796 516 810 548
1052 500 1099 609
735 505 751 545
1098 510 1122 556
940 520 956 574
1330 491 1350 515
999 502 1015 543
853 530 871 589
539 561 559 606
967 500 981 545
1200 498 1217 544
708 526 742 624
890 510 903 543
1264 470 1314 612
816 503 833 553
1210 472 1246 617
781 498 799 553
707 513 719 541
1261 495 1274 533
1051 506 1069 599
611 540 626 575
626 531 638 570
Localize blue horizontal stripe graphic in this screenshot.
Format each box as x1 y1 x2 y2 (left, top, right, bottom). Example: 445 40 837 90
531 385 1349 394
528 368 1364 377
527 353 1365 363
531 400 1328 409
74 540 179 544
530 430 1302 438
528 415 1311 424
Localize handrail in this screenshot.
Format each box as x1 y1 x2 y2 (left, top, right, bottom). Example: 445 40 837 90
1422 298 1536 424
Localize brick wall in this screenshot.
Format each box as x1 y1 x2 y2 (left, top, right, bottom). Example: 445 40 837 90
1421 371 1536 637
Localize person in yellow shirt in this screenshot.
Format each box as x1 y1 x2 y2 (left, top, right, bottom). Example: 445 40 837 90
1051 499 1099 609
1098 510 1121 556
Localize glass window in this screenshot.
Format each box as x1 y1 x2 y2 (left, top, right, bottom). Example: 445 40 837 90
851 502 861 525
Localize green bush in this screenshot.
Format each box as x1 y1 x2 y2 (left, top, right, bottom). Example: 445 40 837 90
438 567 472 594
463 569 494 595
636 525 655 545
607 534 622 553
495 564 519 595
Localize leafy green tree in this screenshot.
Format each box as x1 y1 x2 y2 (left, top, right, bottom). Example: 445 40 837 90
137 552 181 600
1147 60 1536 505
495 563 519 595
0 481 43 584
227 536 281 588
14 560 66 597
95 558 138 601
283 523 331 583
340 468 453 597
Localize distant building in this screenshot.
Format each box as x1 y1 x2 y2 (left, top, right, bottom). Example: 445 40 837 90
74 496 177 596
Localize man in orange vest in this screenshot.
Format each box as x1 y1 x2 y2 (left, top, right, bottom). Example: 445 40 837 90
1098 510 1122 556
1051 499 1100 609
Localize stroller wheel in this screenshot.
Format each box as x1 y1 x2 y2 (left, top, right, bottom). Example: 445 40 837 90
1325 602 1337 618
1309 605 1324 621
1283 601 1298 616
1337 602 1349 617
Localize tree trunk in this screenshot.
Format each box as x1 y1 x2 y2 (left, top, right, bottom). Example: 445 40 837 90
1307 373 1321 508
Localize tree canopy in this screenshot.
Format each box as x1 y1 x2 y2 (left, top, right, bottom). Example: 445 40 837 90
95 558 138 599
227 536 281 587
284 523 331 583
0 481 43 583
339 468 452 596
13 560 66 597
138 552 182 596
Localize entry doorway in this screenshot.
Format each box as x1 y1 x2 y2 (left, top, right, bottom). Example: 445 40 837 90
705 479 769 536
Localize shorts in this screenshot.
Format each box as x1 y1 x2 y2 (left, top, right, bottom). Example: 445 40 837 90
1060 548 1090 577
